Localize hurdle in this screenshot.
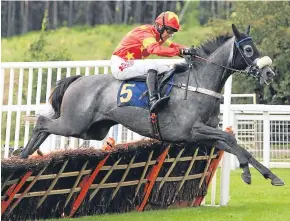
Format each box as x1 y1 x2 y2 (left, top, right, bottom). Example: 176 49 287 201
1 140 223 220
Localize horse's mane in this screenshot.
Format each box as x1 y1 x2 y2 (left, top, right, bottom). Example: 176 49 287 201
174 35 232 73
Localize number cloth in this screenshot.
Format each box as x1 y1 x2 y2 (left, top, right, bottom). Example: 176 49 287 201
117 77 174 109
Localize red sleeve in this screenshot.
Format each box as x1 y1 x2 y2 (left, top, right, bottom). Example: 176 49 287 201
140 31 180 57
146 42 181 57
165 40 186 49
170 42 186 49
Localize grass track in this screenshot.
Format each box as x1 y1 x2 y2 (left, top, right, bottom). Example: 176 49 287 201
45 168 290 221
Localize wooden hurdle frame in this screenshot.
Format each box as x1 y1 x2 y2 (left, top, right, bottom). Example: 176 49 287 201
1 142 223 220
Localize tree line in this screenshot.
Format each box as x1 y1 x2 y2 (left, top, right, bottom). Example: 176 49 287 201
209 1 290 104
1 0 232 37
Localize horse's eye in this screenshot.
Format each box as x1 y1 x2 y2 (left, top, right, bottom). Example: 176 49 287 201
246 47 252 53
243 45 254 57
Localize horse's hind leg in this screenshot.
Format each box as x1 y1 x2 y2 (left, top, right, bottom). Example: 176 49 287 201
237 145 284 186
20 132 50 158
20 113 61 158
21 114 92 158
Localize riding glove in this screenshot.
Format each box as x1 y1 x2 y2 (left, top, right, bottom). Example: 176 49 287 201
180 46 197 56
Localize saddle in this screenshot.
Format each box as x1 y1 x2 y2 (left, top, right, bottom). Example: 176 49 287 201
157 69 175 93
134 69 175 99
117 69 175 108
117 69 176 140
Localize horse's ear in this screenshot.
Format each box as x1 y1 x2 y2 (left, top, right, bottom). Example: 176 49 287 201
245 25 251 35
232 24 241 38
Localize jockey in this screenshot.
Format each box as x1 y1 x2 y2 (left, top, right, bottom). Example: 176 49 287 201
111 11 196 112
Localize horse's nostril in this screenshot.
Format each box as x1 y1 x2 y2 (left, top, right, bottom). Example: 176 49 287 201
267 72 274 78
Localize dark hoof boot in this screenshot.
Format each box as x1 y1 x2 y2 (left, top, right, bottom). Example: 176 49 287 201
271 177 285 186
241 173 251 185
150 96 170 112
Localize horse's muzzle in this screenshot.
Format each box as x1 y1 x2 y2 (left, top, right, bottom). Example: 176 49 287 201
247 56 276 85
259 66 276 85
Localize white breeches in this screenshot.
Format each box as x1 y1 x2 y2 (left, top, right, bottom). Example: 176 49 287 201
110 55 171 80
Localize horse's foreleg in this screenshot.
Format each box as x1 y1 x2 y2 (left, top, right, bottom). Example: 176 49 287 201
191 123 252 184
237 145 284 186
214 140 251 184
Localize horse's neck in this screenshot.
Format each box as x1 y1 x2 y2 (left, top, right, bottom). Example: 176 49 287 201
189 37 235 93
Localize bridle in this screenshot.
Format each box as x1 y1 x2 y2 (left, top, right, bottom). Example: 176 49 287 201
234 37 255 66
190 36 261 78
173 36 262 100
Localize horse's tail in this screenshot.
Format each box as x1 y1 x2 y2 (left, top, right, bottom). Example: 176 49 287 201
49 75 81 115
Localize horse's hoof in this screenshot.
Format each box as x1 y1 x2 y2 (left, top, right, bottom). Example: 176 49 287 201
20 150 29 159
241 173 251 185
271 177 285 186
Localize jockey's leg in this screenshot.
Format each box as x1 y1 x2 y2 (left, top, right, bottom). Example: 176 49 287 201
147 69 170 112
110 55 171 80
111 55 172 112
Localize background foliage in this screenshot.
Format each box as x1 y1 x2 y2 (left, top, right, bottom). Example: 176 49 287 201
1 1 230 37
209 1 290 104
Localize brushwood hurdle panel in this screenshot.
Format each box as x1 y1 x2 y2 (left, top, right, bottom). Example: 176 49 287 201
1 140 223 220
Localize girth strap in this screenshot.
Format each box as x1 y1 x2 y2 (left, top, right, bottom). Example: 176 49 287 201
150 112 162 140
168 82 223 99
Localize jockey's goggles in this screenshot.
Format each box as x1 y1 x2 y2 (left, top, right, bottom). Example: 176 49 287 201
165 26 177 35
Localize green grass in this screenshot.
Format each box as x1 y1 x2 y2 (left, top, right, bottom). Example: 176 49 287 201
44 169 290 221
272 144 290 149
1 24 214 62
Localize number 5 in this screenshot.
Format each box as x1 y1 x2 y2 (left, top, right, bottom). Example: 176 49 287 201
120 83 135 103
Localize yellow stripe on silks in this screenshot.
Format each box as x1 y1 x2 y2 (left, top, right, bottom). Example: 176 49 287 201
164 39 173 47
126 30 133 36
139 25 148 30
143 37 157 48
167 11 179 23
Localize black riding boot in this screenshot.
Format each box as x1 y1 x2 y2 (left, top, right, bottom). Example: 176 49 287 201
146 69 170 112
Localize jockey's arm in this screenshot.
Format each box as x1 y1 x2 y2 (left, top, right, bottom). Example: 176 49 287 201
144 38 181 57
165 39 186 50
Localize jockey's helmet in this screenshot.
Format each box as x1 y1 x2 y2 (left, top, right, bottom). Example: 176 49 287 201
155 11 181 34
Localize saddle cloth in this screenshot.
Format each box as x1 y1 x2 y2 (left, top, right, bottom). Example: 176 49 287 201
117 75 174 109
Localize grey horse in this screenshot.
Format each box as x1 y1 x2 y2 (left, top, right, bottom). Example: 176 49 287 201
20 24 284 186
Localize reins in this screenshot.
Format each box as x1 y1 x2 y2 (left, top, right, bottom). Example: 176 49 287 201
189 37 254 74
181 37 254 100
192 55 247 74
